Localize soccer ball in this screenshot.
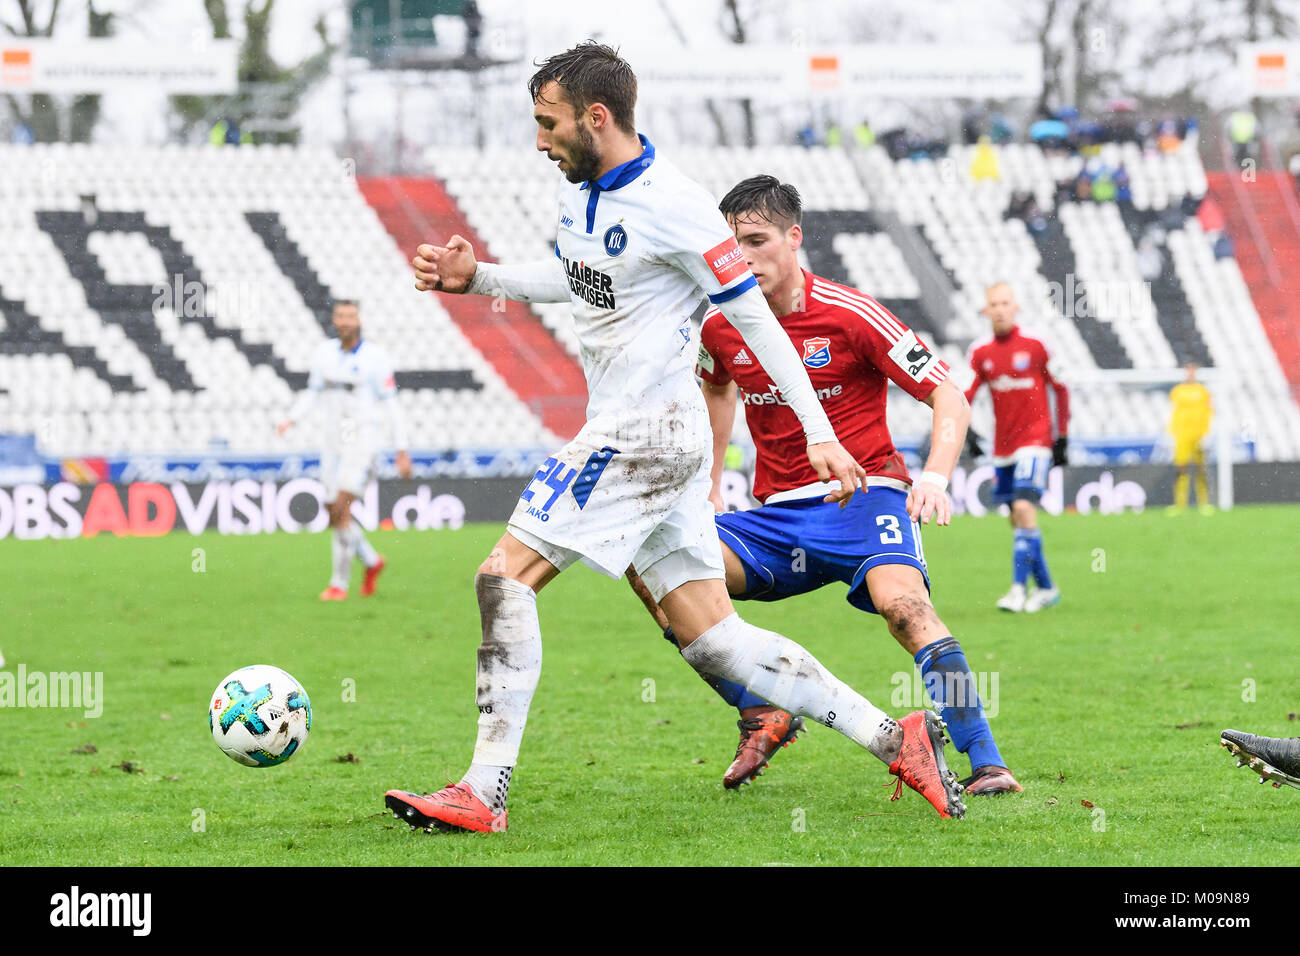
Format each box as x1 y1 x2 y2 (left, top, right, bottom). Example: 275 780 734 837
209 665 312 767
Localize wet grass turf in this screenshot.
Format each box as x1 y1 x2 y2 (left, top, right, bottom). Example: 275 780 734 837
1 504 1295 865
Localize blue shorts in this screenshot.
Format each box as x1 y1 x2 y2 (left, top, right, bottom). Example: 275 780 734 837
993 449 1052 505
714 487 929 615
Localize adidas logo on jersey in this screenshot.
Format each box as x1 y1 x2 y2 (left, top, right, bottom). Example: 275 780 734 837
734 349 753 366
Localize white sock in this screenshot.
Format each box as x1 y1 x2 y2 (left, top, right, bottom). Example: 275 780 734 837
330 527 354 590
464 574 542 811
462 764 513 815
681 613 900 762
346 523 379 568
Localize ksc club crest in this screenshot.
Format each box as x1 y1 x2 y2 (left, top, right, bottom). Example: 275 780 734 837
1013 351 1031 371
603 224 628 257
803 337 832 368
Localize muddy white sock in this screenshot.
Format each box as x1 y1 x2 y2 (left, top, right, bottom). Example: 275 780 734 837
330 527 353 590
464 574 542 810
345 522 379 568
462 764 513 815
682 613 900 762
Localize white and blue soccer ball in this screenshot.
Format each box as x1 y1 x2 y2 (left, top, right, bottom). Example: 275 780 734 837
209 665 312 767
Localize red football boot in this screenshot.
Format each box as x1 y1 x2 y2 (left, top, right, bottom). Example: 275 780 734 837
723 709 804 789
887 710 967 819
361 557 386 597
385 784 507 833
961 765 1024 796
318 586 347 602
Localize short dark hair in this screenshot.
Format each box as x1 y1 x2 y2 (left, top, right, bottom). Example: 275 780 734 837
332 299 359 311
718 175 802 230
529 41 637 134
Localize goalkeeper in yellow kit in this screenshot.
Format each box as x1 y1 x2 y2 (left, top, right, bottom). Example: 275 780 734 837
1167 363 1213 515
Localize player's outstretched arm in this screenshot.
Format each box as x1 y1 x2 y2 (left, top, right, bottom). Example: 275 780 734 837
413 235 570 303
715 286 865 505
277 353 325 435
910 381 969 526
701 379 738 511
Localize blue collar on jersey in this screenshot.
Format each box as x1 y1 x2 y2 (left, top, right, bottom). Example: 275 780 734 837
341 337 363 354
580 134 655 233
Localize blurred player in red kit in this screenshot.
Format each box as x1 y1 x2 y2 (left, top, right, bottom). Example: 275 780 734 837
964 282 1069 613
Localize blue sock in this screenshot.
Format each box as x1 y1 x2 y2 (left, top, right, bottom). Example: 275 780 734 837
1026 529 1054 590
663 626 769 713
914 637 1004 772
1012 529 1033 586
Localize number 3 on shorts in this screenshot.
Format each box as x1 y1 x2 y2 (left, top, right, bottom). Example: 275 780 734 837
876 514 902 544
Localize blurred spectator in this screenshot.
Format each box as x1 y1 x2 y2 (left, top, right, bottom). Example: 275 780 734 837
1007 190 1047 233
880 127 909 160
961 108 984 145
1115 164 1132 202
1156 119 1181 154
10 122 33 145
825 122 843 147
1091 164 1117 202
853 119 875 148
1030 117 1071 151
797 122 817 147
970 135 1000 181
991 113 1013 145
1074 169 1093 201
210 117 244 147
1229 109 1258 166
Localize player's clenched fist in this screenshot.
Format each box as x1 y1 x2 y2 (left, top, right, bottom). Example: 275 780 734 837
906 478 951 526
414 234 477 294
807 441 868 507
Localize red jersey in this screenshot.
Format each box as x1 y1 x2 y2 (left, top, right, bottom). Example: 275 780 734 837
696 271 949 503
964 326 1070 461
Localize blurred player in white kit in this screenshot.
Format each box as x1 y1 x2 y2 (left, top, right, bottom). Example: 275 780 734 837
277 300 411 600
384 41 967 834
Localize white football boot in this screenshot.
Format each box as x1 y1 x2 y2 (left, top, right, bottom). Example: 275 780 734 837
1025 587 1061 613
996 585 1027 613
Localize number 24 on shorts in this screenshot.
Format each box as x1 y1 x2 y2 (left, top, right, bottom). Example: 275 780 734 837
520 446 620 513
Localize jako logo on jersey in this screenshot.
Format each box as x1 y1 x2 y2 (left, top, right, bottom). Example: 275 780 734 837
734 349 753 366
603 224 628 257
561 256 617 309
1013 351 1031 371
703 236 749 285
803 337 832 368
561 215 574 228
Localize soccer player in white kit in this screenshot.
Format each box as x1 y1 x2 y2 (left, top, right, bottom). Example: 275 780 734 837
385 42 966 832
277 300 412 600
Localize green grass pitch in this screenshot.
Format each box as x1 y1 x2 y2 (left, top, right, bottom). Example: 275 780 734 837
1 505 1296 866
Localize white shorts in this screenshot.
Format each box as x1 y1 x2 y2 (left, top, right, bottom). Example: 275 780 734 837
506 428 725 602
321 446 378 500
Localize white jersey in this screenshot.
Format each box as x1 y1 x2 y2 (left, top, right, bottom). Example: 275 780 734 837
475 136 834 588
288 338 408 454
551 136 757 448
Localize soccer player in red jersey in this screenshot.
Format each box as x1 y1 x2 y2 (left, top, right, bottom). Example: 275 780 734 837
964 282 1069 613
628 176 1020 796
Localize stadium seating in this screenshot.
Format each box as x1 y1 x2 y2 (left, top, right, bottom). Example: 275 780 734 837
0 143 560 459
430 139 1300 461
3 139 1299 463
